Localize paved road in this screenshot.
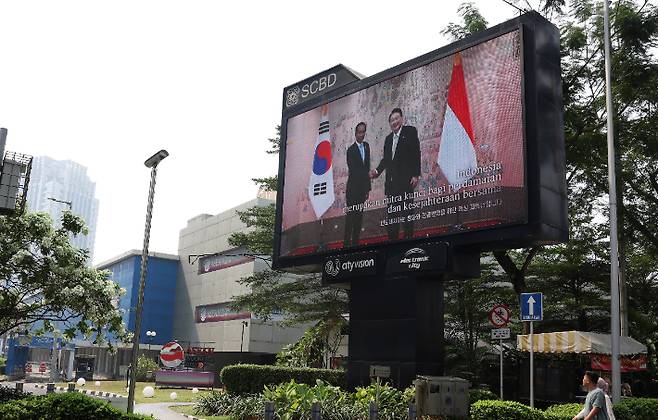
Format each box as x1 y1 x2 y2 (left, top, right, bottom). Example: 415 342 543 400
136 402 194 419
1 381 195 419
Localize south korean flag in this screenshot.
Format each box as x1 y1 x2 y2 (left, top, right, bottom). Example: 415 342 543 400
308 105 335 218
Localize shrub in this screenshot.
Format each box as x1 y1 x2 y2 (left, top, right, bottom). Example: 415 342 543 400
352 381 413 420
195 391 237 416
0 392 149 419
469 388 498 406
194 390 264 418
199 380 410 420
0 386 31 404
264 379 356 420
612 401 634 420
135 354 158 381
220 364 346 394
471 400 547 420
614 397 658 420
544 403 582 420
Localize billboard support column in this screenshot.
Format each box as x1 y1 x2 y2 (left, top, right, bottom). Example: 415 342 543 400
347 272 446 390
342 244 479 389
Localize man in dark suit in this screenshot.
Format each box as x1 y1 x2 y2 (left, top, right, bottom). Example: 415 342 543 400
344 122 371 248
370 108 421 240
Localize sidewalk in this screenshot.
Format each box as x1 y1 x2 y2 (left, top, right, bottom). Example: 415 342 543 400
136 402 196 420
1 381 196 419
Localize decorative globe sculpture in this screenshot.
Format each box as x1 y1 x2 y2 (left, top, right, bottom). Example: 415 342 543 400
142 386 155 398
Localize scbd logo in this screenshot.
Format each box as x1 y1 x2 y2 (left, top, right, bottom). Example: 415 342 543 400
286 86 301 107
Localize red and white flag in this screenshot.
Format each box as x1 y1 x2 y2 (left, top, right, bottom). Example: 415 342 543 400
438 53 478 189
308 105 335 218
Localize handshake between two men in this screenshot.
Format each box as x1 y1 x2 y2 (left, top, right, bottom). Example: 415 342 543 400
369 168 419 189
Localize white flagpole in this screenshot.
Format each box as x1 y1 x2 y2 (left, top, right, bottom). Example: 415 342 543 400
603 0 622 404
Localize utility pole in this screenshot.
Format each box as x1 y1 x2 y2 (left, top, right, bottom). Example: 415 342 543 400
602 0 622 404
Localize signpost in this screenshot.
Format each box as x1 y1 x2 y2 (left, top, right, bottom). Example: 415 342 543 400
520 293 543 408
489 305 511 400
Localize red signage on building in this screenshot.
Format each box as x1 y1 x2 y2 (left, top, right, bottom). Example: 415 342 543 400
195 302 251 323
186 346 215 355
591 354 647 372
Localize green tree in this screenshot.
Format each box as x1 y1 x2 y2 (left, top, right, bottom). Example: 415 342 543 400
537 0 658 339
443 257 516 382
276 320 346 369
441 2 488 40
0 210 127 344
447 1 658 340
524 197 611 332
228 127 348 329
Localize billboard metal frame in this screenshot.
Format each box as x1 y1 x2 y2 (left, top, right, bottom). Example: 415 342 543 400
273 11 567 271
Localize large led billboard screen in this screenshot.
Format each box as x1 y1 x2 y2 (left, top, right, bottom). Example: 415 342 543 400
274 12 567 269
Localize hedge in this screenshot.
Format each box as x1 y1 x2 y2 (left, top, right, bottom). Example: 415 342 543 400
220 364 346 394
469 388 498 406
470 400 548 420
0 387 31 404
543 403 582 420
614 397 658 420
0 392 149 419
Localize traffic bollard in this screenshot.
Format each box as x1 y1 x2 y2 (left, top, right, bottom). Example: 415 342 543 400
46 383 55 394
369 401 378 420
264 401 275 420
408 402 416 420
15 383 23 392
311 401 321 420
67 383 75 392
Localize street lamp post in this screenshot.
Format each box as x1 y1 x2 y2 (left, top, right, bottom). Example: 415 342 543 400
146 330 157 353
46 197 72 384
240 321 249 352
127 150 169 414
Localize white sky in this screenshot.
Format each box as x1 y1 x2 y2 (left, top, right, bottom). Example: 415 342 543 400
0 1 524 264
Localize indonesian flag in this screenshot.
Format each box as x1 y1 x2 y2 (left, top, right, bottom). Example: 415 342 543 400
438 53 478 188
308 105 335 218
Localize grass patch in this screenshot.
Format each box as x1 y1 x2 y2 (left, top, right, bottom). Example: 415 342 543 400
56 380 214 404
170 404 230 420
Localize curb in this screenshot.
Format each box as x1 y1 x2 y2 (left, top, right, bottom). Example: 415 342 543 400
33 384 127 399
180 414 206 420
169 405 206 420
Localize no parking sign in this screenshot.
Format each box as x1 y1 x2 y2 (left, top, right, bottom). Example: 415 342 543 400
488 304 511 328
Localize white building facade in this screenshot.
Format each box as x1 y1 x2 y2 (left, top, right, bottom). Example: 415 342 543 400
26 156 99 260
173 196 308 368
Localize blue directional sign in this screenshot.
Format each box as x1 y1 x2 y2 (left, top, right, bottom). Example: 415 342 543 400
520 292 543 321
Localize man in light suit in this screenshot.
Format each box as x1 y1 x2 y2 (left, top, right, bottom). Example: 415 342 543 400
344 122 371 247
370 108 421 240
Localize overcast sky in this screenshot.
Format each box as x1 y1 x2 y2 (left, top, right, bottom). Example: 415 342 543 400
0 1 524 264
